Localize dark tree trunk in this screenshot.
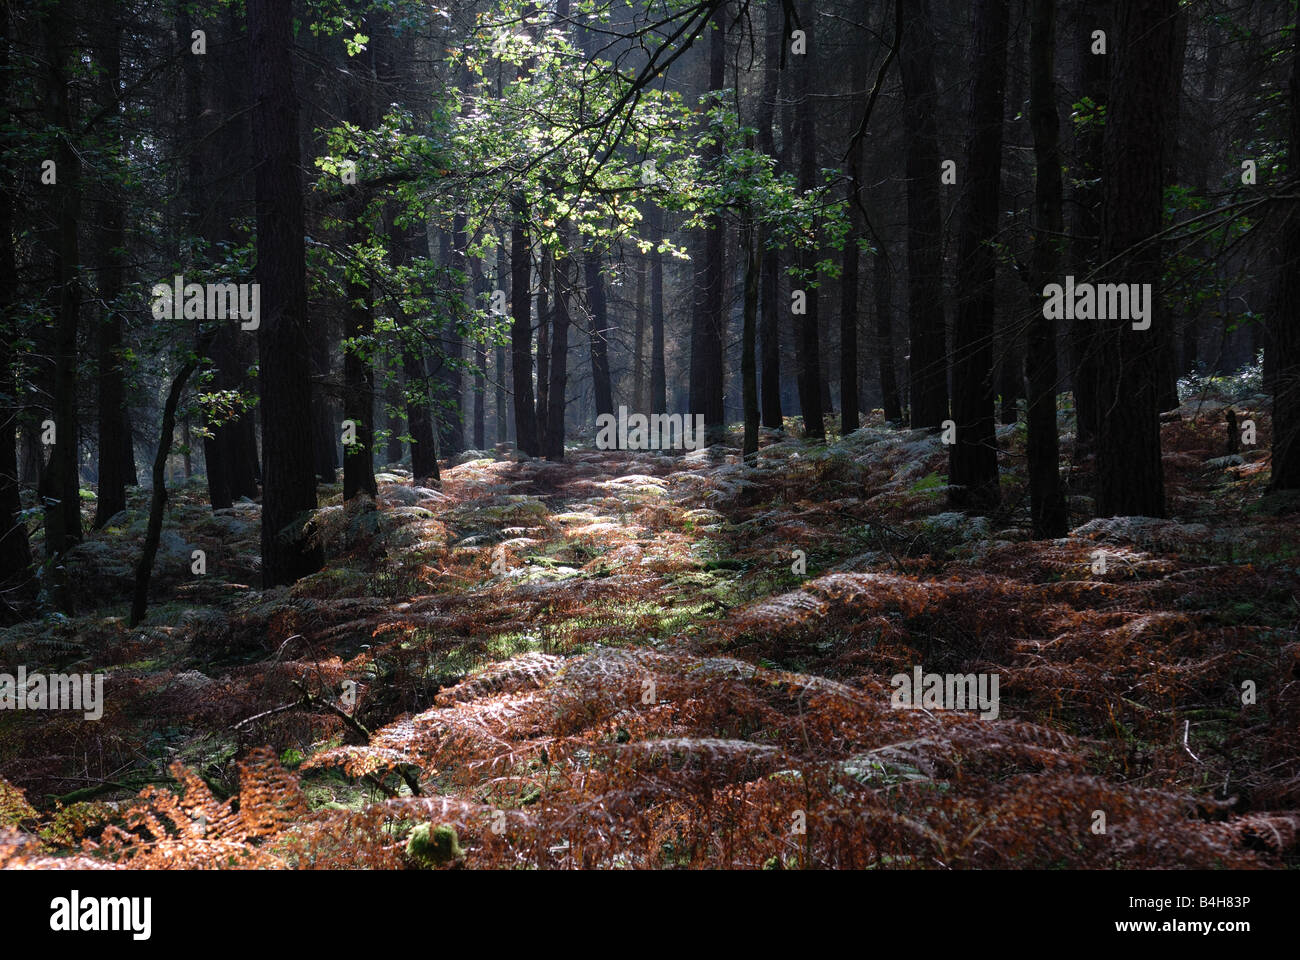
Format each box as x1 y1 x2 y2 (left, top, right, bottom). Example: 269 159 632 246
1070 0 1110 449
1094 0 1177 518
948 0 1009 511
873 251 903 423
1026 0 1068 537
689 15 726 438
39 0 83 560
1154 7 1189 413
756 4 782 429
395 221 439 483
742 219 760 458
546 244 572 460
632 249 646 411
249 0 323 586
496 241 510 445
432 226 464 456
471 251 488 450
130 354 200 626
584 252 614 418
793 12 825 440
899 0 949 429
511 204 539 456
1271 5 1300 491
92 7 133 528
342 197 377 499
536 247 551 452
0 3 32 614
647 204 667 415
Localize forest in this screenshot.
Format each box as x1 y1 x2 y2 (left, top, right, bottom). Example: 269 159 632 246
0 0 1297 873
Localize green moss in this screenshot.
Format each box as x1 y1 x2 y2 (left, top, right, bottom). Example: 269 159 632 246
405 822 465 866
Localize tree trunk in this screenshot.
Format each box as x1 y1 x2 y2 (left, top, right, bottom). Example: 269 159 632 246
0 3 32 615
873 251 903 423
249 0 323 586
689 14 726 438
511 203 540 456
584 252 614 418
1094 0 1177 518
546 243 572 460
1026 0 1068 537
647 204 667 415
536 246 551 453
793 13 825 440
899 0 949 429
948 0 1009 511
40 0 83 559
496 241 510 446
92 7 133 529
1270 5 1300 491
1070 0 1110 449
742 218 760 458
130 355 200 626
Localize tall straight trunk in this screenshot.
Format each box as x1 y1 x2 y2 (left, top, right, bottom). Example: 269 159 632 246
546 243 572 460
395 221 439 482
1094 0 1177 518
873 252 903 423
839 4 868 436
434 224 465 456
756 4 782 428
793 13 825 440
471 252 487 450
584 252 614 417
342 43 376 501
536 248 551 451
0 3 32 613
342 198 377 500
742 219 760 458
511 202 539 456
1184 22 1220 376
1154 7 1189 412
647 204 667 415
1270 5 1300 491
948 0 1009 511
40 0 82 558
690 15 726 437
899 0 948 429
632 251 647 411
1071 0 1110 448
249 0 323 587
92 7 133 528
1026 0 1068 537
496 241 509 445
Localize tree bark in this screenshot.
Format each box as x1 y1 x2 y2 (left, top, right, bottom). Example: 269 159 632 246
249 0 323 586
793 13 825 440
1026 0 1068 537
948 0 1009 511
511 202 540 456
39 0 83 559
1094 0 1177 518
1270 5 1300 491
899 0 949 429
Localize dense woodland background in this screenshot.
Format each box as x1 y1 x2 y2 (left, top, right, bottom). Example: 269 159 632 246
0 0 1297 870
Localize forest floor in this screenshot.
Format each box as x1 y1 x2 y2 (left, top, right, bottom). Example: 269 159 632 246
1 386 1298 869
